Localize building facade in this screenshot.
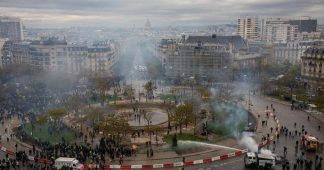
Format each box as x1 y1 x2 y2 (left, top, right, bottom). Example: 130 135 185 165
274 41 324 65
1 37 120 75
0 16 23 41
29 37 68 72
162 35 248 80
237 17 259 41
67 45 88 74
0 38 7 67
1 40 13 66
261 18 298 44
289 17 317 33
301 47 324 91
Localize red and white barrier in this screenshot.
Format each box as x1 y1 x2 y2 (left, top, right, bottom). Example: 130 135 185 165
0 142 247 169
81 149 248 169
259 111 281 147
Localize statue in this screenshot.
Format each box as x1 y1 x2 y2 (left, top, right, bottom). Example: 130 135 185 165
172 134 178 147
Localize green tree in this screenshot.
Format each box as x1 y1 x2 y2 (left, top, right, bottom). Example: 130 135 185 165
143 112 153 142
47 108 67 133
99 116 130 144
123 85 135 102
94 77 112 106
144 81 156 102
171 103 194 134
65 94 86 118
83 107 105 127
197 87 212 102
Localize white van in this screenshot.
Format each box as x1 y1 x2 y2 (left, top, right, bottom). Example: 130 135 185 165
244 152 276 169
54 157 84 170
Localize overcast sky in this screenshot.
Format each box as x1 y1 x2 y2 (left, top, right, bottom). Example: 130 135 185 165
0 0 323 28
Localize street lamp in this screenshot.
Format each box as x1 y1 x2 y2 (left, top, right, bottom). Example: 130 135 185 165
189 76 195 102
247 89 252 128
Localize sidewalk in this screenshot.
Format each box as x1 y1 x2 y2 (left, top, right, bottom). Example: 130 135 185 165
264 96 324 124
0 114 246 166
241 98 279 149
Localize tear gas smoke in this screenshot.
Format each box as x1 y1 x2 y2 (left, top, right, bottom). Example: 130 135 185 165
239 132 274 156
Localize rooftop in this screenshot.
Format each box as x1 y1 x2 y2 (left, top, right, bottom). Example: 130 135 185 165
30 37 67 46
183 35 248 50
304 47 324 54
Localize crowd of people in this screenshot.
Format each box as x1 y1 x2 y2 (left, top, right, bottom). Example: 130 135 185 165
261 104 323 170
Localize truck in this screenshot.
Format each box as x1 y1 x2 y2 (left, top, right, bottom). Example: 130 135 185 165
244 152 276 169
301 135 320 151
54 157 84 170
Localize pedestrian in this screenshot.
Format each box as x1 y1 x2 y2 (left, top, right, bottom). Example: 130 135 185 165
307 116 310 121
318 125 321 131
282 162 286 170
294 122 296 128
119 156 123 165
270 127 273 133
150 148 153 157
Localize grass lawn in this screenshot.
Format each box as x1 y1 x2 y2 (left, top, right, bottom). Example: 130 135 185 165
159 94 177 101
163 133 208 144
23 123 76 145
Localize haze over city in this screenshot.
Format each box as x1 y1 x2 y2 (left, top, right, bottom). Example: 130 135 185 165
0 0 323 27
0 0 323 169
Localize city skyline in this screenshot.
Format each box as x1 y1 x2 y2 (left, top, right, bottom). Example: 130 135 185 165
0 0 323 28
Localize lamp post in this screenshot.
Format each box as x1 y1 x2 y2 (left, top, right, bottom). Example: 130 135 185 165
189 76 195 102
248 89 251 128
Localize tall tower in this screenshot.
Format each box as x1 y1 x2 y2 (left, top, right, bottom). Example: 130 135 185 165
144 19 151 31
237 16 259 41
0 16 23 41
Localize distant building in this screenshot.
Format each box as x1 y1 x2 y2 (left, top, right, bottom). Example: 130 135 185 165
29 37 68 72
274 41 324 65
301 46 324 91
162 34 248 80
299 30 324 41
237 17 259 41
87 42 119 76
0 38 7 67
0 16 23 41
11 41 30 65
289 17 317 33
67 45 88 74
1 37 120 75
261 18 298 44
1 40 13 66
144 19 152 31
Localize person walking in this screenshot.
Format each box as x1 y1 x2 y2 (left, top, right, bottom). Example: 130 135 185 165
284 146 287 158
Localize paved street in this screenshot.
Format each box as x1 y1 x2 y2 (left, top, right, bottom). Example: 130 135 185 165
199 93 324 169
1 83 323 169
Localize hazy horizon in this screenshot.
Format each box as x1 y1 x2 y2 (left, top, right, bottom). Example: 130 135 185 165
1 0 323 28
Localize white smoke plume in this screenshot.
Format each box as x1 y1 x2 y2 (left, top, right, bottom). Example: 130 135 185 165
239 132 274 156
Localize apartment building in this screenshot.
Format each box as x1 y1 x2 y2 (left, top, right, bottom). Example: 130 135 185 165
163 34 248 80
301 46 324 91
237 17 259 41
0 16 23 41
261 18 298 44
